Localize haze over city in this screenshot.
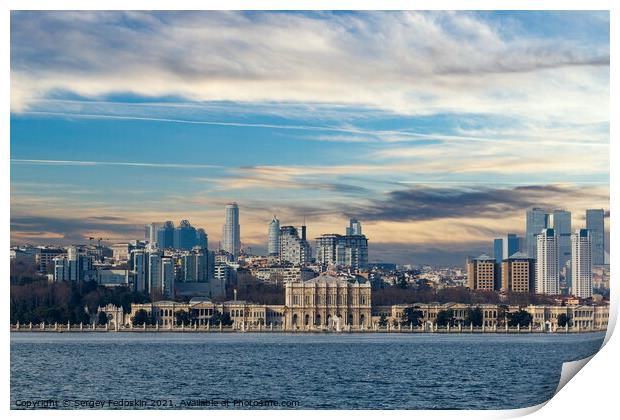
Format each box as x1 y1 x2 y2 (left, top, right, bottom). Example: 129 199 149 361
10 11 609 265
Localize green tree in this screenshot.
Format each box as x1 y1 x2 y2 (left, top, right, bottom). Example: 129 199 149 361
436 309 454 327
97 311 108 325
557 313 570 327
464 307 484 327
378 314 388 327
131 309 150 326
175 310 191 326
401 307 424 326
507 310 533 327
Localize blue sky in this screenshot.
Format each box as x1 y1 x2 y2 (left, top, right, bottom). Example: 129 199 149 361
10 11 610 265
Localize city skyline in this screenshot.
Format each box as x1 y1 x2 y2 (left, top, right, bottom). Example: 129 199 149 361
10 11 610 265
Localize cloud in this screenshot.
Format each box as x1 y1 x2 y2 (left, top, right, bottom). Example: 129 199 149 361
11 11 609 126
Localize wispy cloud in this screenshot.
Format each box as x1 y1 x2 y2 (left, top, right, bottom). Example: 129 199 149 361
10 159 221 169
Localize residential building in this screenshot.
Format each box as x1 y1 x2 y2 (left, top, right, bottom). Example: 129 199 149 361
536 228 560 295
315 233 368 270
279 225 311 265
572 229 593 299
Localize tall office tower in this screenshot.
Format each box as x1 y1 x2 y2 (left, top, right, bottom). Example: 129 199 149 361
148 252 162 294
466 254 499 291
493 238 503 263
346 219 362 236
501 252 535 293
132 249 147 292
161 257 175 298
536 228 560 295
503 234 520 259
586 209 605 266
279 226 311 265
195 228 208 250
571 229 593 298
222 202 240 258
173 219 197 250
551 210 572 267
315 233 369 270
526 208 549 259
268 216 280 256
156 221 175 249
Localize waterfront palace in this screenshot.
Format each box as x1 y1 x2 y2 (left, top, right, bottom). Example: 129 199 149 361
123 273 609 331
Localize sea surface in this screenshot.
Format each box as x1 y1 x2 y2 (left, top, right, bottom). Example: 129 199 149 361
10 332 605 410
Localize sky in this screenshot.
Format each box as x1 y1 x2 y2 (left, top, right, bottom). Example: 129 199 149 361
10 11 610 265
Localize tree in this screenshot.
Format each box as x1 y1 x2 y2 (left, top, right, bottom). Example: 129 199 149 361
97 311 108 325
378 314 388 327
464 307 483 327
436 309 454 327
557 313 570 327
401 307 423 326
507 310 533 327
131 309 150 326
175 310 191 326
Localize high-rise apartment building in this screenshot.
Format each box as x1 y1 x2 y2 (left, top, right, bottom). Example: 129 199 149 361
571 229 593 299
466 254 498 290
536 228 560 295
268 216 280 256
132 249 147 292
501 252 535 293
279 225 311 265
586 209 605 266
526 208 549 259
222 202 240 258
161 257 175 297
315 233 368 271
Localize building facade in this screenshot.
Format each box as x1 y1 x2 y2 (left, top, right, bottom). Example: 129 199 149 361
586 209 605 266
571 229 593 298
501 252 535 293
536 228 560 295
279 225 311 265
284 274 372 329
466 254 498 290
268 216 280 256
526 208 549 259
222 202 241 258
315 234 368 270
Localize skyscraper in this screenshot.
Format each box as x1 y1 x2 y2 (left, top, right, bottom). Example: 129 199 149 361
551 210 571 267
526 208 549 259
571 229 593 298
156 221 175 249
493 238 503 263
586 209 605 266
173 219 197 250
536 228 560 295
315 233 368 270
268 216 280 256
503 234 520 260
222 202 241 258
195 228 209 250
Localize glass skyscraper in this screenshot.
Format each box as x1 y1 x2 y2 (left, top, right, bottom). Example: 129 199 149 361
268 216 280 256
222 202 241 258
551 210 572 268
586 209 605 266
526 208 549 259
156 221 175 249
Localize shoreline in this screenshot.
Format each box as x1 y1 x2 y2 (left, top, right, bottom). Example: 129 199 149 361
9 324 607 334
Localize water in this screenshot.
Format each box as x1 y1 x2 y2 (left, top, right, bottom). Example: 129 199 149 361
11 332 605 410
